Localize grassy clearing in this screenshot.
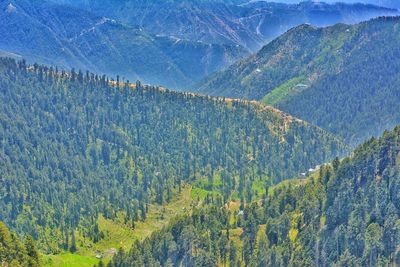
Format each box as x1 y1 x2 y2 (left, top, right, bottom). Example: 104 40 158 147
42 185 194 267
41 176 314 267
41 253 98 267
261 76 305 106
191 187 211 200
251 177 269 198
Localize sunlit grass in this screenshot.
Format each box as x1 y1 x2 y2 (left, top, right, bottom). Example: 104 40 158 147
43 186 194 266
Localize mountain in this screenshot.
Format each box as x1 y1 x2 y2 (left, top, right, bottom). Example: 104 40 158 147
0 0 247 89
376 0 400 9
105 125 400 267
1 0 394 89
358 0 400 9
54 0 264 52
0 58 344 251
199 16 400 145
239 1 398 46
304 0 400 9
53 0 398 52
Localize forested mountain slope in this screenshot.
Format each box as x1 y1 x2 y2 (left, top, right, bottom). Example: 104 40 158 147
200 16 400 144
0 58 344 252
0 0 246 89
106 126 400 267
54 0 397 52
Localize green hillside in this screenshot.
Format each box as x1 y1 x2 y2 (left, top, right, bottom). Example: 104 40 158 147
199 17 400 144
105 125 400 266
0 58 344 255
0 1 398 267
41 186 194 267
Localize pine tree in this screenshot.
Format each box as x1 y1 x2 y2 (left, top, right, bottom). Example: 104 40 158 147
229 241 236 267
101 142 111 165
24 235 39 267
332 157 340 172
70 230 77 253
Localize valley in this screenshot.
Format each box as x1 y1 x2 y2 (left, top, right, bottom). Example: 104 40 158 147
0 57 345 266
0 0 399 266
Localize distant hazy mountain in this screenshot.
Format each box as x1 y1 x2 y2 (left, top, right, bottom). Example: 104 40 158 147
199 17 400 144
0 0 247 89
275 1 400 9
52 0 398 52
363 0 400 9
372 0 400 9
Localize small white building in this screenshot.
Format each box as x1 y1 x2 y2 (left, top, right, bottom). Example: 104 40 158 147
295 83 308 88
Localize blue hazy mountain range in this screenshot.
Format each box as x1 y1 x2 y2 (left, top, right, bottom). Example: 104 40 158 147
52 0 398 52
0 0 249 89
272 1 400 9
1 0 397 89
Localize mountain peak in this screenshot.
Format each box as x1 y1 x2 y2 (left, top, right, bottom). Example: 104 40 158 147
290 23 318 32
5 3 16 13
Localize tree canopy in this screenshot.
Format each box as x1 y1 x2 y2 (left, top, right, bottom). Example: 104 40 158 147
0 58 344 251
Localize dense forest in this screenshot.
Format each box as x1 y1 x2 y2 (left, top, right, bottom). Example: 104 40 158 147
0 1 399 266
0 57 344 252
106 126 400 267
199 16 400 144
0 221 39 267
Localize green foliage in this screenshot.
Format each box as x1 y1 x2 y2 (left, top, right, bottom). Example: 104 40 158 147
0 58 343 252
41 253 98 267
0 221 40 267
105 126 400 266
261 76 305 106
200 17 400 144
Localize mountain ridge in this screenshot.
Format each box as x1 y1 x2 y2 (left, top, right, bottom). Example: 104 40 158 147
52 0 398 52
199 16 400 144
0 0 247 89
